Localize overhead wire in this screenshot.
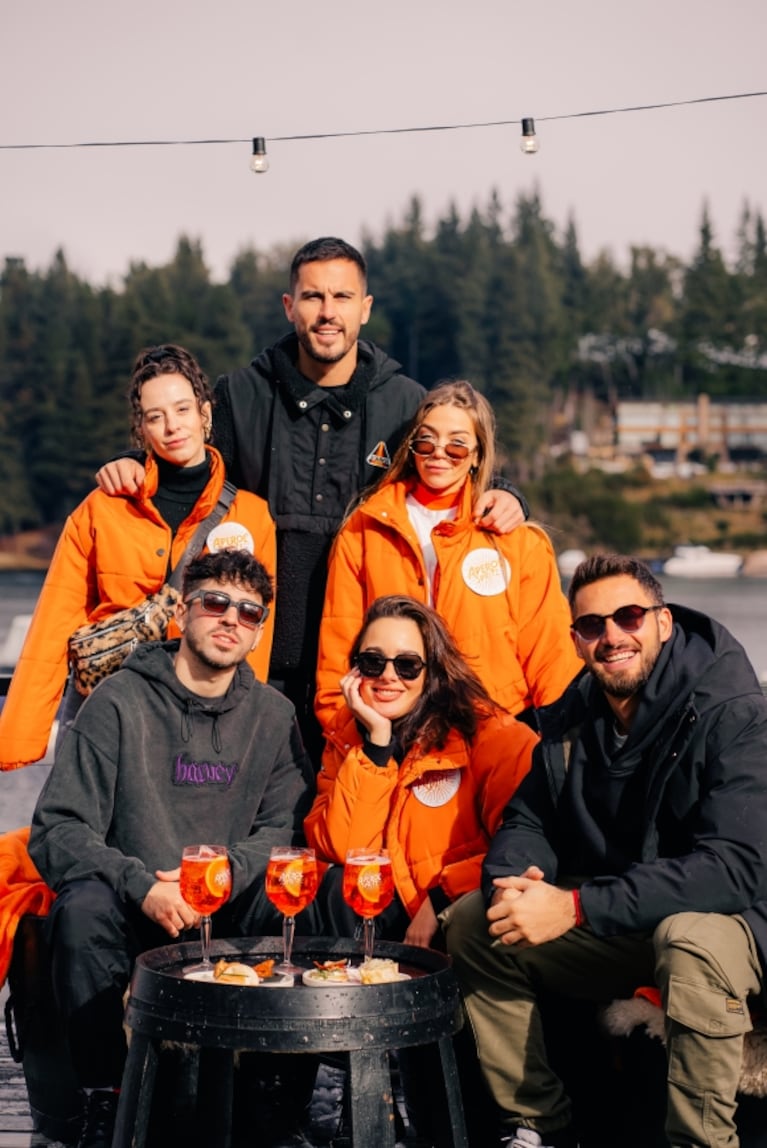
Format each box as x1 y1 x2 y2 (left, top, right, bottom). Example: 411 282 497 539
1 90 765 151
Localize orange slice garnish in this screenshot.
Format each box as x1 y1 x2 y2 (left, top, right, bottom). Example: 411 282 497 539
357 863 381 902
281 858 305 896
205 856 232 897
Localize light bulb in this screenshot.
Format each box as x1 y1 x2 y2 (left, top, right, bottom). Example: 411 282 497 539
520 117 539 155
250 137 269 174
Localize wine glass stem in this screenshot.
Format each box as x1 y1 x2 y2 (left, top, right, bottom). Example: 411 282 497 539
200 915 212 967
363 916 375 962
283 915 296 967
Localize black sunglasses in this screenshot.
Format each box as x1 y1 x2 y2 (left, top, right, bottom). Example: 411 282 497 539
184 590 269 629
409 437 474 461
571 604 663 642
354 651 427 681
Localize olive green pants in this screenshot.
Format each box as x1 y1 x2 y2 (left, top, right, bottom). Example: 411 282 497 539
442 891 763 1147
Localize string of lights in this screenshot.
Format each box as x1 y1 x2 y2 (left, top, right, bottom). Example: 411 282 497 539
2 90 765 171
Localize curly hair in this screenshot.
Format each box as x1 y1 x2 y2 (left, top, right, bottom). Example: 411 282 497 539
349 594 502 752
182 548 274 606
128 344 213 448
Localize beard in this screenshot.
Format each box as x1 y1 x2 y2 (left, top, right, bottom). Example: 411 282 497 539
297 327 353 365
183 628 246 672
589 658 655 699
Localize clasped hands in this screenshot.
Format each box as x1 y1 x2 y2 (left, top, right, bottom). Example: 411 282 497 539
141 866 201 939
487 866 577 948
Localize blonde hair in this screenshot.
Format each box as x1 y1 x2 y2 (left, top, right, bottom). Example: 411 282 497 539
384 379 496 497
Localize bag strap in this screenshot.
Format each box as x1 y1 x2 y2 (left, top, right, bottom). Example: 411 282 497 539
166 480 238 591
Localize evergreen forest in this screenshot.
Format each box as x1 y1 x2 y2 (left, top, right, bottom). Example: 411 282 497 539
2 190 767 544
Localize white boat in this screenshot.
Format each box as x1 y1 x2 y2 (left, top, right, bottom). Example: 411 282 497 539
662 545 743 579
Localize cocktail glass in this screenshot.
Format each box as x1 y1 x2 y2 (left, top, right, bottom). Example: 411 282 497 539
265 846 319 975
342 848 394 963
180 844 232 975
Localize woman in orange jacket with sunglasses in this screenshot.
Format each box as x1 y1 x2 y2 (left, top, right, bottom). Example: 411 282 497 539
315 380 580 734
306 593 538 948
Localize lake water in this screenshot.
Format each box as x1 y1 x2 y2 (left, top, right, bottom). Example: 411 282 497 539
1 568 766 834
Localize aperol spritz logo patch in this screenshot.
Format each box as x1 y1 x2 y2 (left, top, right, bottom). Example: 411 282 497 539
366 441 391 469
173 754 239 788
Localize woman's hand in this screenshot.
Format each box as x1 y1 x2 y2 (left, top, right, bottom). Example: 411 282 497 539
340 667 393 747
404 897 440 948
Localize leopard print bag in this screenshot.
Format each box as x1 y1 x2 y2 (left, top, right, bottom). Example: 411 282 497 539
67 584 181 696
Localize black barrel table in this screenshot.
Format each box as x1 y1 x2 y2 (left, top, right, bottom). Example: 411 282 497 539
114 936 468 1148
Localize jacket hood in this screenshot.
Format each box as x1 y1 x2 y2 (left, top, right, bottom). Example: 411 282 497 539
121 640 256 751
252 333 405 393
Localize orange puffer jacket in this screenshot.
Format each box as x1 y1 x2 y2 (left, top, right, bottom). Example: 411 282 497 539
304 708 538 917
0 447 275 770
315 480 581 732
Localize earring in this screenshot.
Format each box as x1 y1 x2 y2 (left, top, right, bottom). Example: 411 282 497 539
203 422 212 441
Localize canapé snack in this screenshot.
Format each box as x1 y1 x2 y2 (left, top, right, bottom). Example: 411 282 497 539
212 958 277 985
359 957 404 984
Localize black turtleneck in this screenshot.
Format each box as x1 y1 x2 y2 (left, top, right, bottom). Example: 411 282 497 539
152 455 211 536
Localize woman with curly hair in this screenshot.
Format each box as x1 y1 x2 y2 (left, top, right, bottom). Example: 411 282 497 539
0 344 275 769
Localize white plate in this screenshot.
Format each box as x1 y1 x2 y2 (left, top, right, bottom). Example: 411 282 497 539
302 967 410 987
183 968 294 987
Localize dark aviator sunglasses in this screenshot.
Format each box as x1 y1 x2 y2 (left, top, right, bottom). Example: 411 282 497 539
570 603 663 642
409 437 473 461
184 590 269 629
354 651 427 681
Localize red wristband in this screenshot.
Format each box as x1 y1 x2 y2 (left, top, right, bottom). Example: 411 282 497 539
572 889 585 927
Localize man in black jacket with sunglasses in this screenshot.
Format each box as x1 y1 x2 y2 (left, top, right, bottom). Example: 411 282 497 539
443 553 767 1148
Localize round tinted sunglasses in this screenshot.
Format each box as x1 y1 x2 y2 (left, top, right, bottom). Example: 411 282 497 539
354 651 427 681
409 437 474 461
184 590 270 629
571 604 663 642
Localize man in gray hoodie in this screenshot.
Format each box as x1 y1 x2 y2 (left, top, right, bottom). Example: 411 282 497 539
29 548 317 1148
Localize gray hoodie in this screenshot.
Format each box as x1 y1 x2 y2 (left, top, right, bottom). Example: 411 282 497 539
29 641 314 906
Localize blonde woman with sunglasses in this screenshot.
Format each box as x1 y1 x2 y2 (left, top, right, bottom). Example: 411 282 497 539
315 380 580 734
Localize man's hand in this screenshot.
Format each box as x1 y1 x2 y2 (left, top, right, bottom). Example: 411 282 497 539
95 458 146 496
487 871 576 948
404 897 440 948
142 868 199 937
472 489 526 534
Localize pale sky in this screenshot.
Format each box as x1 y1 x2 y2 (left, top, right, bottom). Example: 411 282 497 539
2 0 766 286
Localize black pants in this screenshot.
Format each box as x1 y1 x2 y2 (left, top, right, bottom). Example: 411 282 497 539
46 878 320 1089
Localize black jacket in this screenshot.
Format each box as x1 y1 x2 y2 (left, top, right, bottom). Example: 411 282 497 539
213 334 425 528
483 605 767 968
213 336 425 675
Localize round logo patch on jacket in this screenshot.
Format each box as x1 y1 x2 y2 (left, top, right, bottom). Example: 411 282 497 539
411 768 462 807
461 548 510 596
206 522 255 554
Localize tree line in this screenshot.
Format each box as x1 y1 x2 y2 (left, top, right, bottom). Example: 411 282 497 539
1 189 766 535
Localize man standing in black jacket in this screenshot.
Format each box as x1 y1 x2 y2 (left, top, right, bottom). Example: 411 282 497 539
99 237 527 764
443 554 767 1148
